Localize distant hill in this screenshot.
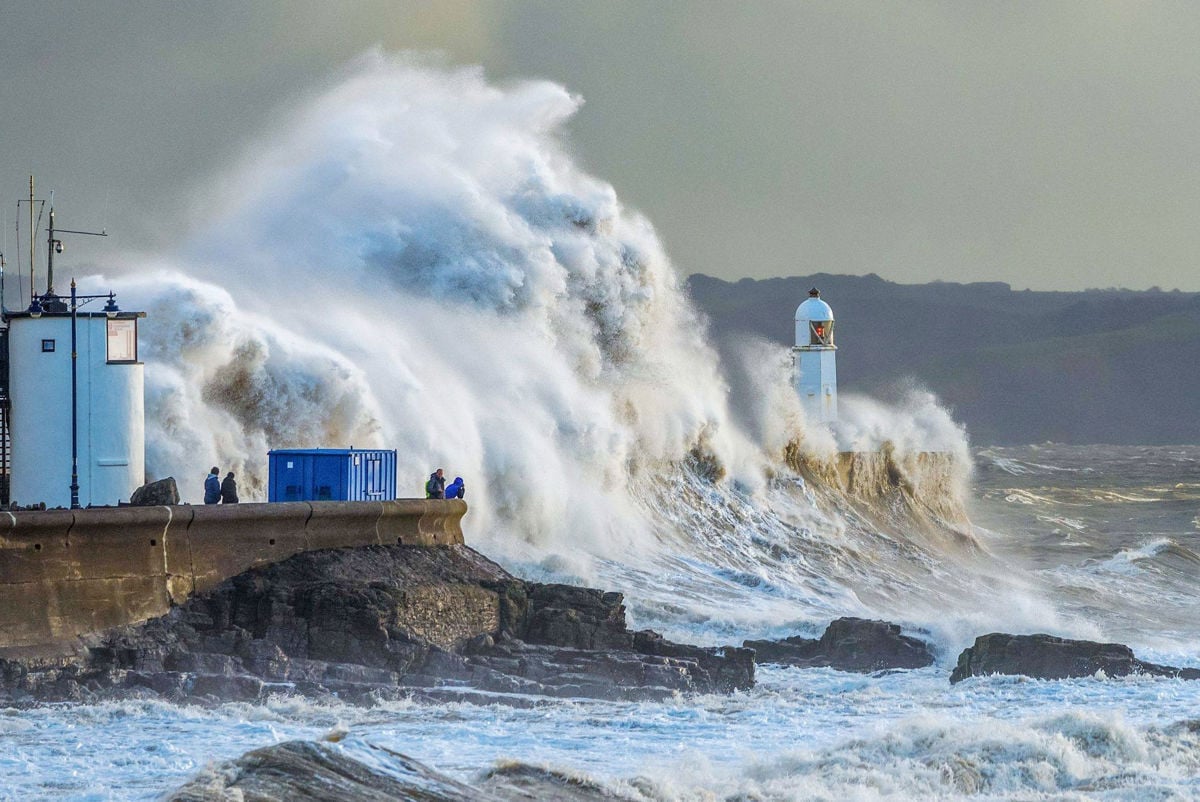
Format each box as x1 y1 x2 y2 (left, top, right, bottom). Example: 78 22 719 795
686 273 1200 445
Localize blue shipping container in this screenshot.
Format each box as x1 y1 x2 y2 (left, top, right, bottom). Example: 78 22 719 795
267 449 397 502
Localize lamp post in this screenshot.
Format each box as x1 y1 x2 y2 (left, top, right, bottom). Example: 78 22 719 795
63 280 119 509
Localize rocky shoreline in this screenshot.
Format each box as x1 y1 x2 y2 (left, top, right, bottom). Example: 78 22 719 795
1 542 1194 709
0 544 753 705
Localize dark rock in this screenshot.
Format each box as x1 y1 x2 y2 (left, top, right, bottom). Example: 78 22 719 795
166 739 487 801
125 670 188 698
482 762 650 801
167 737 654 801
163 652 240 675
483 580 532 636
318 662 400 686
523 584 633 650
634 629 756 692
0 543 755 705
129 477 180 506
950 632 1200 683
189 673 264 701
463 633 494 654
744 617 934 673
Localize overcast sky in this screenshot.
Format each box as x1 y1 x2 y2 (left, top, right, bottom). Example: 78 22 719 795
2 1 1199 291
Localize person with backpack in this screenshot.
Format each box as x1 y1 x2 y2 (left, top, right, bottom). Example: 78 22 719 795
203 467 221 505
425 468 446 499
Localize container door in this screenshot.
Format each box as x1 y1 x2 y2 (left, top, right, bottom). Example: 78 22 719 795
363 454 384 499
312 455 343 501
273 454 307 502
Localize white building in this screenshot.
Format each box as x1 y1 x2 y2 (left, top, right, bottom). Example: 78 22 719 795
792 287 837 423
7 288 144 507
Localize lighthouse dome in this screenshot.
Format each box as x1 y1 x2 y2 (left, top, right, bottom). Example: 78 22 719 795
795 296 834 322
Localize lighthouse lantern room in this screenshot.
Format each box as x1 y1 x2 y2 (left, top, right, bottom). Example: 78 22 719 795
792 287 838 423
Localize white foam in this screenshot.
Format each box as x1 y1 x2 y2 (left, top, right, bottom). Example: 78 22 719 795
85 55 985 604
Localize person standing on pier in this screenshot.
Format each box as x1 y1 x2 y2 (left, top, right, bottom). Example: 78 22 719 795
220 472 239 504
204 467 221 505
425 468 446 499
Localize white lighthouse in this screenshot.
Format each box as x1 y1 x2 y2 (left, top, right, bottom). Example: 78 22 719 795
7 283 145 508
792 287 837 423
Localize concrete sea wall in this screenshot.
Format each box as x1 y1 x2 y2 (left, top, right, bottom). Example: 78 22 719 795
784 444 968 525
0 500 466 652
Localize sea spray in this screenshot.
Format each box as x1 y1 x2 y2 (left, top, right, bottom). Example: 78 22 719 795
95 55 1020 640
111 270 384 500
98 55 765 568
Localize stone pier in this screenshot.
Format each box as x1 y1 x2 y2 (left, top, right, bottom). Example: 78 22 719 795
0 499 466 653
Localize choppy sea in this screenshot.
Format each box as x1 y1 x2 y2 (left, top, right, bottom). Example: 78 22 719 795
4 444 1199 800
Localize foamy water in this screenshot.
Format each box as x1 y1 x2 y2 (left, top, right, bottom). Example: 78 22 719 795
6 58 1199 799
7 660 1200 799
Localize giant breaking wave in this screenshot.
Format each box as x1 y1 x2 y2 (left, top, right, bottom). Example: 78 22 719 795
90 54 1046 646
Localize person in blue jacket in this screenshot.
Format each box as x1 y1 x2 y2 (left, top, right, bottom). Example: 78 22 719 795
203 467 221 504
445 476 465 500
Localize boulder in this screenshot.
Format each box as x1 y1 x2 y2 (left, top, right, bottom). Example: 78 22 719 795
482 762 648 801
129 477 180 506
950 632 1200 683
744 617 934 672
166 740 485 801
167 739 646 801
522 584 633 650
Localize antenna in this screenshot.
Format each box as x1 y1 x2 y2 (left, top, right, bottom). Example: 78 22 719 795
46 198 108 296
14 212 22 307
27 177 33 299
47 191 55 295
16 176 47 301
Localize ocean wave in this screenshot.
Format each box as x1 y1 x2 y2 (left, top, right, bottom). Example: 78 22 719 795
74 56 1009 646
1035 514 1088 532
1086 538 1184 575
731 710 1200 800
159 710 1200 801
977 450 1089 477
1001 489 1059 506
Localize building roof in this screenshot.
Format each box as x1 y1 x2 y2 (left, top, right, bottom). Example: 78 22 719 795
4 310 144 320
795 296 834 322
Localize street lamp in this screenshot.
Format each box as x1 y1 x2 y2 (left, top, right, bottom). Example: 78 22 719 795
64 279 120 509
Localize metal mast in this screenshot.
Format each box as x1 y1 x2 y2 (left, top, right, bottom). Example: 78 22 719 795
47 206 55 296
27 177 34 299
